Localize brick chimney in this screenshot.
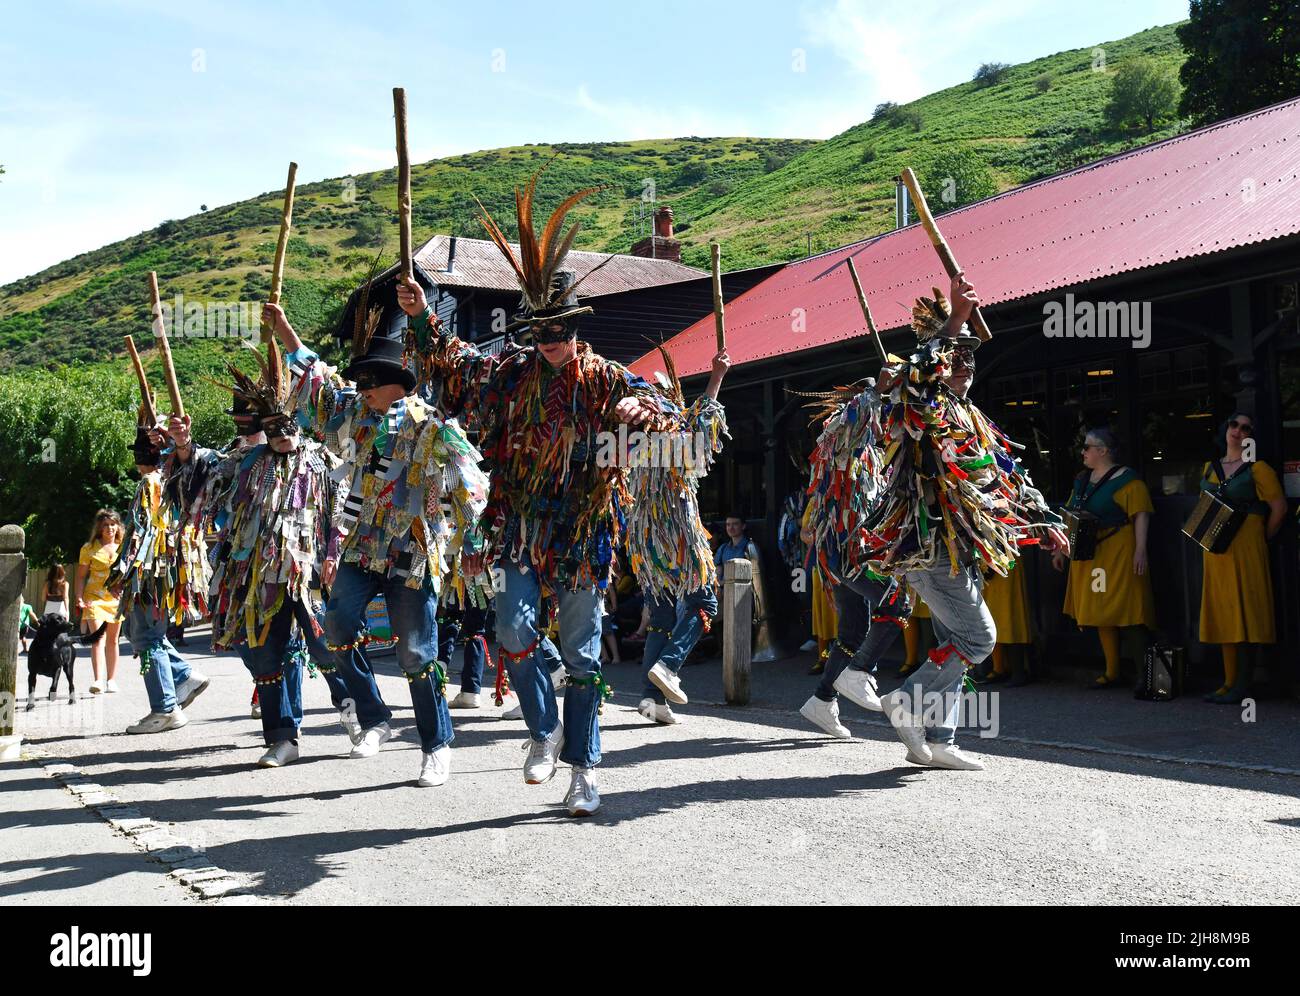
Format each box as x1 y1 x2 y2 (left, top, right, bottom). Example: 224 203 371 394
630 206 681 263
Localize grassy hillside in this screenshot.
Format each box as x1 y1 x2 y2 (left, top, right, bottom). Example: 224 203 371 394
692 23 1188 264
0 21 1190 374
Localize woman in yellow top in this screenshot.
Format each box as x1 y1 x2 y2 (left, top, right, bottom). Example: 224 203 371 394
800 501 838 673
981 562 1033 685
1052 428 1156 688
76 509 124 694
1197 413 1286 704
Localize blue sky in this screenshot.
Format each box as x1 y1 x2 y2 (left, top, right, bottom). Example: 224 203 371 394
0 0 1189 284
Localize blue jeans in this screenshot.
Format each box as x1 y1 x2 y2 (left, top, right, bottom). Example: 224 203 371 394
900 553 996 745
641 586 717 704
242 597 349 745
323 563 453 753
814 572 907 703
495 557 604 768
438 603 489 693
129 602 191 714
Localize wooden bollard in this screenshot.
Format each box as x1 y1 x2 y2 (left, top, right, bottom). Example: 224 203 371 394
722 557 752 705
0 524 28 759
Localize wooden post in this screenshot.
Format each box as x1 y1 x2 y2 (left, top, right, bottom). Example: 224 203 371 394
710 242 726 352
845 257 888 365
896 167 991 341
147 271 185 419
123 335 158 427
0 524 27 758
722 557 752 704
262 161 299 343
393 87 413 283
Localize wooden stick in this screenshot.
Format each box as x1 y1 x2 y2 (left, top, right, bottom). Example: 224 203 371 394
393 87 413 283
147 271 185 419
262 161 298 343
845 257 888 365
710 242 726 352
896 167 991 341
123 335 158 427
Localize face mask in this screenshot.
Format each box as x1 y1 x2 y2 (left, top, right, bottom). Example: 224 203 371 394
262 414 298 441
532 320 575 345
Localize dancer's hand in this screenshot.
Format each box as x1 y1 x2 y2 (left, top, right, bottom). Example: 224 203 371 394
947 271 978 330
615 396 655 426
167 414 192 452
396 277 427 317
1051 551 1066 572
321 556 339 589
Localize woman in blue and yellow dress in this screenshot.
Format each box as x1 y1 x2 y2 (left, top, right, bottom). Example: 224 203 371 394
1197 413 1286 704
1052 428 1156 688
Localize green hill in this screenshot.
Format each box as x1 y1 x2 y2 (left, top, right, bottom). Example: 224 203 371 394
0 21 1189 372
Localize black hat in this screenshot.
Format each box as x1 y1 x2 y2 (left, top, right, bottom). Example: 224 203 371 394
131 426 161 466
343 335 416 392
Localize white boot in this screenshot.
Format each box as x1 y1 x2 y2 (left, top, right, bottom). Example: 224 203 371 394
833 667 882 712
418 745 451 786
523 724 564 784
799 695 851 738
564 767 600 817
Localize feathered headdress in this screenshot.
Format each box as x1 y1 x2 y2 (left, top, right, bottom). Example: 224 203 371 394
474 162 613 327
911 286 981 348
787 380 875 425
211 337 293 421
350 246 387 363
651 343 686 410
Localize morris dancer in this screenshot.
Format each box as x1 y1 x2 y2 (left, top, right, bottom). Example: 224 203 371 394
627 346 731 726
110 412 211 734
168 344 363 767
267 282 487 788
400 169 664 816
865 274 1068 769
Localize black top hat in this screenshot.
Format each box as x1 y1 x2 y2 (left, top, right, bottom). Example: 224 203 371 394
508 270 593 334
343 335 416 392
131 426 161 466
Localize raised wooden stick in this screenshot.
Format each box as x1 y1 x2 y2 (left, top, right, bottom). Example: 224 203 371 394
897 167 991 341
147 271 185 419
262 161 298 343
123 335 158 427
845 257 888 365
710 242 726 352
393 87 413 283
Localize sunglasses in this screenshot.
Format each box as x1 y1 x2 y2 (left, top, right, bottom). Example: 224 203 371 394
1228 419 1253 435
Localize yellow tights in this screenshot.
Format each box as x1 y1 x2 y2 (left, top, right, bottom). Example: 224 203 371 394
1097 626 1121 683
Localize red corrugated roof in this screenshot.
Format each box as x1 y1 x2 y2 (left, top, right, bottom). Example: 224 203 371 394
630 96 1300 380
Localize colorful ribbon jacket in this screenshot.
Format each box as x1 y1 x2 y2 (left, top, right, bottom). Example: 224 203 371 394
410 309 669 591
286 347 488 594
178 436 337 649
109 462 211 625
626 394 729 600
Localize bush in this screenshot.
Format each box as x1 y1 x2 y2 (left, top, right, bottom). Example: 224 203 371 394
973 62 1011 88
917 148 998 213
860 146 878 164
1034 72 1053 93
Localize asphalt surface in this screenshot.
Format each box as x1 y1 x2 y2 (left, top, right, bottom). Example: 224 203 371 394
5 631 1300 905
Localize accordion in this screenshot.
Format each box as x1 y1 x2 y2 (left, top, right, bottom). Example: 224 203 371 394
1061 507 1101 561
1135 643 1185 701
1182 490 1246 553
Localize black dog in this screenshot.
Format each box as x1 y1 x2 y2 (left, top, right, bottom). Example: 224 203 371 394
26 613 78 709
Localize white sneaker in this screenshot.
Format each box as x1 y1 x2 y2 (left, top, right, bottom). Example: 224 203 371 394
799 695 851 739
905 747 931 765
250 701 262 719
175 672 210 709
647 662 688 705
89 680 104 694
126 708 188 734
417 745 451 787
564 767 600 817
105 680 119 693
257 741 300 767
799 638 818 652
833 667 882 712
350 722 392 758
499 697 524 720
638 697 680 725
927 743 985 770
337 699 363 746
523 724 564 784
448 690 481 709
550 665 570 689
879 689 932 763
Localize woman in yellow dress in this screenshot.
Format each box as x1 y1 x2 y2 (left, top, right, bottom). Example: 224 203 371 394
1197 413 1286 704
981 562 1033 685
801 502 838 673
1052 428 1156 688
75 509 124 694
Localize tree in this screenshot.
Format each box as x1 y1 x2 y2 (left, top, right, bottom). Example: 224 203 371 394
1105 56 1180 133
1178 0 1300 125
973 62 1011 88
918 148 998 214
